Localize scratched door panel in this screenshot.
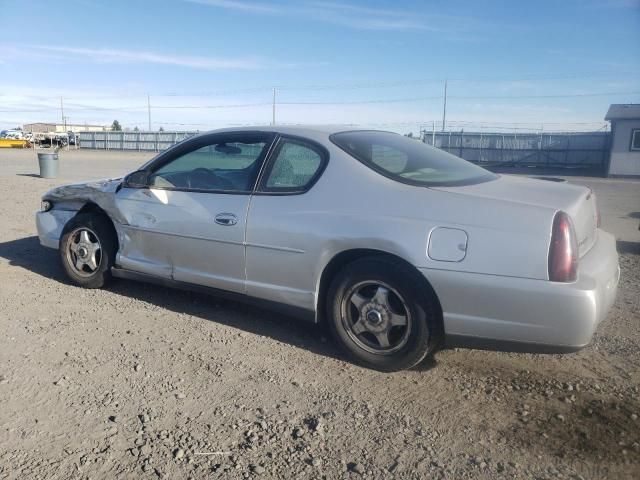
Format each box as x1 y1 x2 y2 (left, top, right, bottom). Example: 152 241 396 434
115 187 249 293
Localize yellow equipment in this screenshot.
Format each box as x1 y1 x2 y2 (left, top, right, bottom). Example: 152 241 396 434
0 139 31 148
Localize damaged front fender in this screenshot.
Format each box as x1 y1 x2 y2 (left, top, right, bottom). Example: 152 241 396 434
42 178 126 224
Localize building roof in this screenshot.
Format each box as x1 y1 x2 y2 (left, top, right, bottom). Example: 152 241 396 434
23 122 105 127
605 104 640 121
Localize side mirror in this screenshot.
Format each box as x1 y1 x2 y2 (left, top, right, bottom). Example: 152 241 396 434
124 170 149 188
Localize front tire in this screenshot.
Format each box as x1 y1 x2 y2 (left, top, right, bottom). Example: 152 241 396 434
327 257 439 372
59 213 117 289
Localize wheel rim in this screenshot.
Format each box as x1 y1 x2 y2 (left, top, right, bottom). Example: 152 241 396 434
65 227 102 277
340 281 412 355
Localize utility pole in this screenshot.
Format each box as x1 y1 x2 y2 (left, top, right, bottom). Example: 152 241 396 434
147 94 152 131
272 88 276 126
60 97 65 129
441 79 447 132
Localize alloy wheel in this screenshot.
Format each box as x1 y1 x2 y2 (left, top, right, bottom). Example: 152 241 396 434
341 280 411 355
65 227 102 277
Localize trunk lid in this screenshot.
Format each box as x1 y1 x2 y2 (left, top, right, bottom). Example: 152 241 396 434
433 175 599 257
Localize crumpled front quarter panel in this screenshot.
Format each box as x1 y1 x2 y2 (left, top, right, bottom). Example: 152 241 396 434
43 179 125 223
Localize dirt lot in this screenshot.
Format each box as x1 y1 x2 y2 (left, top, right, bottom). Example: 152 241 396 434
1 149 639 480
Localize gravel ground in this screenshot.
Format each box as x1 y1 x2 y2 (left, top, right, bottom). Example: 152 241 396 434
0 149 639 480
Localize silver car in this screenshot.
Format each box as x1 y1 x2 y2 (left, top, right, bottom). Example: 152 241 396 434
36 127 620 371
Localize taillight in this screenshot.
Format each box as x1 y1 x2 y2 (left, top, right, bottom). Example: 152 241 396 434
548 211 578 282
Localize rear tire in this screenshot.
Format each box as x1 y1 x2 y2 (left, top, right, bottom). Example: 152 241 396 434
59 213 117 289
327 257 439 372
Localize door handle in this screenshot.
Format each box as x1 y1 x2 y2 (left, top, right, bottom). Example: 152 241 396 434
214 213 238 226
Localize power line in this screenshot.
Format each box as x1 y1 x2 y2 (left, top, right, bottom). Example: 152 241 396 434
1 89 637 114
270 71 640 92
442 80 447 132
147 94 151 130
272 88 276 126
151 102 272 109
1 89 637 115
450 91 640 99
1 71 638 100
277 91 639 105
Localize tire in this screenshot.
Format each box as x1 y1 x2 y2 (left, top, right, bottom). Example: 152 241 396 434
327 257 439 372
59 213 117 289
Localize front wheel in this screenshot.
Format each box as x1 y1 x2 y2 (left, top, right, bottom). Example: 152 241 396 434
327 257 439 372
59 213 117 289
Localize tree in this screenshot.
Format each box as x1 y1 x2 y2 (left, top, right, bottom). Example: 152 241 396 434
159 127 164 132
111 120 122 131
133 126 139 132
405 132 414 138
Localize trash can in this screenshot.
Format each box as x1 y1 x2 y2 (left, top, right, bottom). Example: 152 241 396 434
37 152 59 178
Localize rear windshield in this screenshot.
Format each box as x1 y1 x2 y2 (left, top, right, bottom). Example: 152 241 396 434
331 131 497 187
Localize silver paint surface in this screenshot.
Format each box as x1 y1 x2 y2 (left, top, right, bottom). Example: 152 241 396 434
35 126 620 351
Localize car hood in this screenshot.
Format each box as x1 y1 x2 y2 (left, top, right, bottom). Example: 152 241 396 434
44 177 122 199
433 175 599 257
43 177 125 223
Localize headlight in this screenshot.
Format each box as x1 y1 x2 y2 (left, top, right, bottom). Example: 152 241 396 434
41 200 53 212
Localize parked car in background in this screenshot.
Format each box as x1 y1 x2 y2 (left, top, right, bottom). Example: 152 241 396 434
35 127 620 371
36 133 68 148
67 131 78 146
1 129 24 140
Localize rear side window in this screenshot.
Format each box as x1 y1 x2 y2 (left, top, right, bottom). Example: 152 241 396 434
262 139 325 192
371 144 408 173
331 130 497 187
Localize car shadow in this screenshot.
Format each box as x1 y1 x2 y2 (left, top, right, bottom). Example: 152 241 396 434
617 240 640 255
0 236 438 372
0 235 65 280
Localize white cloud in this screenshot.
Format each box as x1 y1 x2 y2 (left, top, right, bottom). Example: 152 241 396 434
4 44 327 71
184 0 463 31
186 0 280 13
298 1 429 30
16 45 267 70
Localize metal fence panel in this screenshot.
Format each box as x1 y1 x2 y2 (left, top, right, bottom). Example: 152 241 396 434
79 131 198 151
424 131 610 173
81 130 610 174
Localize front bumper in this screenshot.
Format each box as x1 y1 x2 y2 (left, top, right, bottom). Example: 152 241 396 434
36 209 76 249
421 229 620 353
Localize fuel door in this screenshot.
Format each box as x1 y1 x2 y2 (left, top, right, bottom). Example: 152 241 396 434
428 227 468 262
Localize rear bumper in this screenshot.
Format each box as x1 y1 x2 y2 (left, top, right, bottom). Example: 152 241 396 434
36 209 76 249
421 229 620 353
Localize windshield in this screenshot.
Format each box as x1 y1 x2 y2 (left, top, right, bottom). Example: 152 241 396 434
331 130 497 187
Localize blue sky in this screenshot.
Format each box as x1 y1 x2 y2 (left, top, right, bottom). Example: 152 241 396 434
1 0 639 132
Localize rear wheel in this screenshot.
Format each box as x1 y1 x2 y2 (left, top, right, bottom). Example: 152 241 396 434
59 213 117 288
327 257 439 372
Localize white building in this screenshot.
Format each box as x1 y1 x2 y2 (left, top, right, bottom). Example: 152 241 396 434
23 122 107 134
605 104 640 177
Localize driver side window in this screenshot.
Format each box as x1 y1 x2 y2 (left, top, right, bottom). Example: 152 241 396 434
149 138 268 192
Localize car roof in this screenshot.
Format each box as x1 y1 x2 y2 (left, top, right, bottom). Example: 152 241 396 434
200 125 393 139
